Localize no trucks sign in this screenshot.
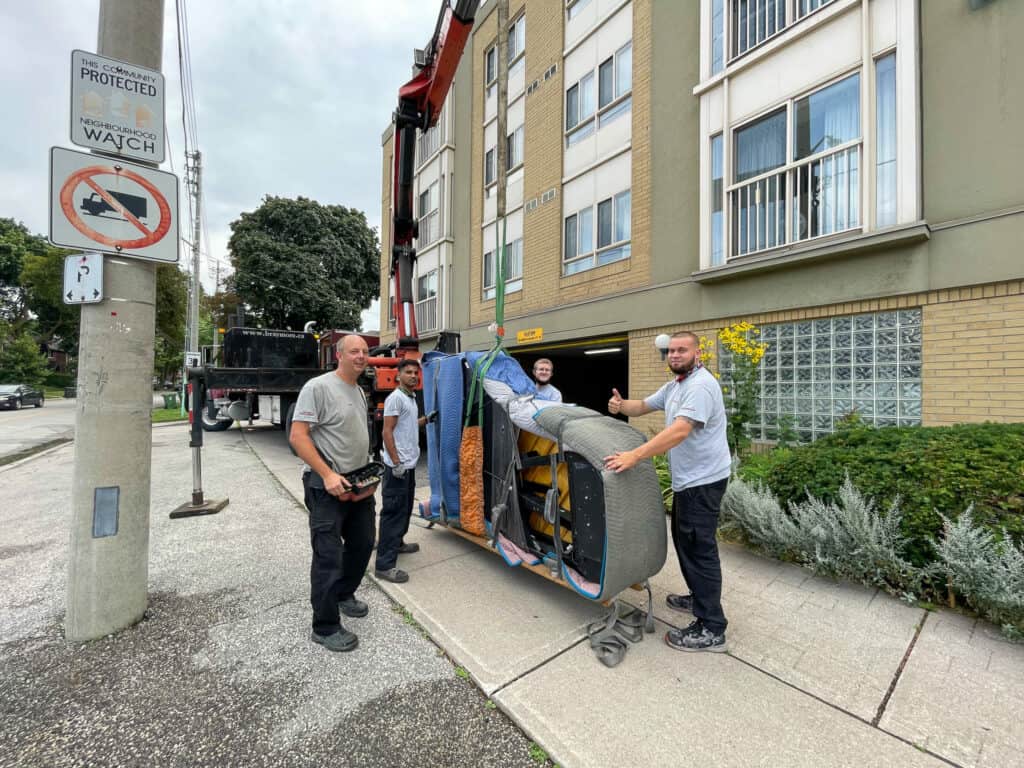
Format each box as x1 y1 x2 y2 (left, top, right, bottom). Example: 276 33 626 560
70 50 165 164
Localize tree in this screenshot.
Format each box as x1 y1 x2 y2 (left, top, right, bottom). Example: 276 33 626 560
0 218 49 329
153 265 188 380
20 244 80 354
0 329 49 386
227 196 379 330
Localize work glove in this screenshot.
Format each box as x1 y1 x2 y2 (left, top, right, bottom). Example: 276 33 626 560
425 410 438 424
392 465 406 478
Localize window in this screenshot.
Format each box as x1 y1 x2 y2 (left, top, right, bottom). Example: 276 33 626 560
417 181 439 246
417 123 441 166
732 0 786 59
483 239 523 300
507 125 524 169
719 309 922 444
563 189 630 275
710 0 724 75
508 15 525 72
796 0 835 21
728 72 862 259
710 134 724 266
567 0 590 20
875 53 897 227
565 43 632 145
485 46 497 100
415 269 438 332
484 147 496 186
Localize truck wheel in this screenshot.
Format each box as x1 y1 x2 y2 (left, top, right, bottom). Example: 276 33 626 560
201 407 232 432
285 402 298 455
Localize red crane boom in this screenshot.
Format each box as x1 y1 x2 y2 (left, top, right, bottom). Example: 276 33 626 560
390 0 480 348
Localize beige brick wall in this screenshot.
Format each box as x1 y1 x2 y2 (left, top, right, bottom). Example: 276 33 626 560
923 286 1024 425
623 280 1024 436
468 0 653 327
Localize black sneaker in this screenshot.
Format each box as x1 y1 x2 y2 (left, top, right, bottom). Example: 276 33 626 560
311 628 359 653
665 593 693 614
398 542 420 554
375 567 410 584
664 621 727 653
339 597 368 618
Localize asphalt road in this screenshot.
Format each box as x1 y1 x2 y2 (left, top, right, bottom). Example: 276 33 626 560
0 393 175 463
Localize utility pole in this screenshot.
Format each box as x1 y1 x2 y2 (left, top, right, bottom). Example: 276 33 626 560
66 0 164 642
187 151 202 355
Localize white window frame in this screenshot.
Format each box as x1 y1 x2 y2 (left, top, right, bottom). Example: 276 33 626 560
722 69 863 261
484 147 496 188
566 0 591 20
724 0 837 66
563 189 631 276
417 181 440 247
416 122 442 168
506 125 524 170
565 42 632 146
483 238 524 300
508 15 526 73
415 268 439 332
485 45 497 100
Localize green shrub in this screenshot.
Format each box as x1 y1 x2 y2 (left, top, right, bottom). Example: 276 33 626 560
738 423 1024 565
935 509 1024 640
44 371 73 388
722 476 929 598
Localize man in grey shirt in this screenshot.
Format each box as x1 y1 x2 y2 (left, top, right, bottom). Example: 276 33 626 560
532 358 562 402
604 331 731 653
290 334 374 653
376 358 433 584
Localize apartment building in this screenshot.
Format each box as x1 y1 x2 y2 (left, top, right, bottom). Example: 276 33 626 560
382 0 1024 438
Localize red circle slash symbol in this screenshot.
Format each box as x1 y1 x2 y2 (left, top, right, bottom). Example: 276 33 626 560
59 165 171 250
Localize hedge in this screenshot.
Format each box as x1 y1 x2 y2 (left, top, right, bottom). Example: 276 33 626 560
738 422 1024 565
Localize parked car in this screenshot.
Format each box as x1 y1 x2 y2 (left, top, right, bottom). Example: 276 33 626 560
0 384 44 409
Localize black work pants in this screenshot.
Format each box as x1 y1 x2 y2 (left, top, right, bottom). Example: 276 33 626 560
376 466 415 572
672 478 729 634
303 474 375 637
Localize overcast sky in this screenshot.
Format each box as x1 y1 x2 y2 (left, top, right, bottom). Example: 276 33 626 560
0 0 440 331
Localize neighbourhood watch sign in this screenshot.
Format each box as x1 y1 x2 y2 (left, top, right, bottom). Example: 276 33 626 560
70 49 165 164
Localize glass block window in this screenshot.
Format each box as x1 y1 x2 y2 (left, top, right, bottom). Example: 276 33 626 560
718 308 922 443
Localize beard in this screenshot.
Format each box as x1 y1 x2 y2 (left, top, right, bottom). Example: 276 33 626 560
669 359 697 375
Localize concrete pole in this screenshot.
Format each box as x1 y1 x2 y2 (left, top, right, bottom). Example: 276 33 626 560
66 0 164 642
188 151 202 353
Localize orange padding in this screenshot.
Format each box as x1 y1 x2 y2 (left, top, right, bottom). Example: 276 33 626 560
459 426 486 536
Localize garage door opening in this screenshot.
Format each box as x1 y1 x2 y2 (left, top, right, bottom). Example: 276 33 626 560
510 335 629 414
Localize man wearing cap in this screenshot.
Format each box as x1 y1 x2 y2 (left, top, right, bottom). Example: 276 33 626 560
603 330 731 653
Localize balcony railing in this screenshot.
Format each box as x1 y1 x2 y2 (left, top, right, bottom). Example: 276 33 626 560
415 295 438 333
729 142 861 259
416 210 440 249
417 125 442 166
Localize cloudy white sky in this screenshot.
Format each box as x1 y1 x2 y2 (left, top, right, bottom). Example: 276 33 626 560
0 0 441 331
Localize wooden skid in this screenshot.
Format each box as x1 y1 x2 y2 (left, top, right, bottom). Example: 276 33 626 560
436 522 642 604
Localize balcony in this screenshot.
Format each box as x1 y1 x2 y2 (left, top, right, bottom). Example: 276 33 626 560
730 142 861 258
416 210 440 249
415 295 437 333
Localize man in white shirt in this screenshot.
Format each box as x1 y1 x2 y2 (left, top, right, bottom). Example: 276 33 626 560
604 331 731 653
532 358 562 402
376 358 433 584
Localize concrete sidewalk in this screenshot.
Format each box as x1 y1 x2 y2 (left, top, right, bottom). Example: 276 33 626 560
238 424 1024 768
3 422 1021 767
